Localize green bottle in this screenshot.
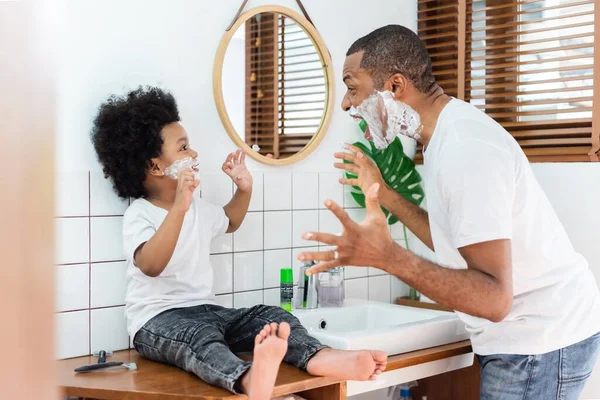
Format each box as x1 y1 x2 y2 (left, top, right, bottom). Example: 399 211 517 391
280 268 294 312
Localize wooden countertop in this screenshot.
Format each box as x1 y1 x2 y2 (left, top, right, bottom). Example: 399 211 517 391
58 341 472 400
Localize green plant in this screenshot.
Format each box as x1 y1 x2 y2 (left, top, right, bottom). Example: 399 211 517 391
345 120 425 300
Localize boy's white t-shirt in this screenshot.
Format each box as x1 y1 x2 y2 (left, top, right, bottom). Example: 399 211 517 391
122 193 229 338
423 98 600 355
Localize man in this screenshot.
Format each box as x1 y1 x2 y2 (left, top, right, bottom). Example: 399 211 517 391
298 25 600 399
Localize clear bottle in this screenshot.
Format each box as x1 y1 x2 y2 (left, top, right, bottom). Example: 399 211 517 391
317 267 344 307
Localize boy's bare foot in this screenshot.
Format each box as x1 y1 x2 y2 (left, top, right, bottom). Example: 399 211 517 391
240 322 290 400
306 348 388 381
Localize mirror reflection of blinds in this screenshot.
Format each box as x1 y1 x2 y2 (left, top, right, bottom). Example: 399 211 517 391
278 16 326 157
416 0 597 163
246 13 280 157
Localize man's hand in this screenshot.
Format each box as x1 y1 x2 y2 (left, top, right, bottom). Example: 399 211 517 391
335 143 388 201
223 149 253 192
298 183 399 275
173 168 200 214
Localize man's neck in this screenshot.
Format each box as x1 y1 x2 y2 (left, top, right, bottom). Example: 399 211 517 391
411 87 452 148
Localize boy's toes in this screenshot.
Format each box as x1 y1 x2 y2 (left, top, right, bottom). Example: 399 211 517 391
277 322 291 340
269 322 279 336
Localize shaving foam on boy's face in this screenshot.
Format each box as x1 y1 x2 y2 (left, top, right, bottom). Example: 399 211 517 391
348 90 423 149
163 157 200 179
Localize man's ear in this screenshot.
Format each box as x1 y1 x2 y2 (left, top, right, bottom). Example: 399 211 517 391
148 159 164 177
388 73 409 99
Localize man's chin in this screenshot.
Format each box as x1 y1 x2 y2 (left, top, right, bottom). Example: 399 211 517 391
364 126 373 141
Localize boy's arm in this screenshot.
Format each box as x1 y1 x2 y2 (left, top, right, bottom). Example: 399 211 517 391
134 169 199 277
221 149 253 233
134 209 186 277
224 187 252 233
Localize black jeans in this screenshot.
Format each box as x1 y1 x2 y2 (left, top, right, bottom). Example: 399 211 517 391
133 304 327 393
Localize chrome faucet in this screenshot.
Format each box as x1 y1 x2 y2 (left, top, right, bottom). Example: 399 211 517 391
296 261 318 309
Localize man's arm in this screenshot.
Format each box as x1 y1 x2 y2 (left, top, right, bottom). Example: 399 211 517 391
379 185 434 250
336 145 434 250
224 187 251 233
386 239 513 322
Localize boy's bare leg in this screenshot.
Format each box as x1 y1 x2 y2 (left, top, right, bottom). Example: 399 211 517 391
239 322 290 400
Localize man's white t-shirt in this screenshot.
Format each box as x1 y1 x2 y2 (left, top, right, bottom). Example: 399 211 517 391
423 98 600 355
122 193 229 338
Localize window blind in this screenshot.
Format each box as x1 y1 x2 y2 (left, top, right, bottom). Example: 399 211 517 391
417 0 598 162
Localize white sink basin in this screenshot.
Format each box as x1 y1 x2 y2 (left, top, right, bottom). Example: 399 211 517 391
293 299 469 356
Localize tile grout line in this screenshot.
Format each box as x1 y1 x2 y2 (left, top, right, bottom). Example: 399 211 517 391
88 170 92 355
261 173 265 304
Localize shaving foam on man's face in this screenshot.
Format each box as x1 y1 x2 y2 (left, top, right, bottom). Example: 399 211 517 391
348 90 423 149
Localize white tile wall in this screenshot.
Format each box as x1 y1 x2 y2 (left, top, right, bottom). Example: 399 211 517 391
90 172 129 216
293 210 319 248
55 171 89 217
54 171 395 359
215 294 233 308
234 212 263 252
264 211 292 250
319 209 343 236
55 218 89 265
369 275 391 303
234 290 263 308
234 252 263 292
91 217 124 262
345 266 368 279
264 173 292 211
264 249 292 288
90 307 129 354
248 172 264 212
211 254 233 295
56 311 90 359
201 172 233 207
319 173 344 209
263 288 280 307
55 264 89 312
345 278 368 300
292 173 319 210
91 262 127 308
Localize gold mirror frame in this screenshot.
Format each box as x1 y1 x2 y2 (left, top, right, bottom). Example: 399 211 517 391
213 5 335 166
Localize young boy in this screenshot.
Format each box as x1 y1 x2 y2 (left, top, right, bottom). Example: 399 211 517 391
91 86 387 400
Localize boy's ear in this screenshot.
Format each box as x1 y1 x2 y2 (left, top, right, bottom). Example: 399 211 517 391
148 159 164 177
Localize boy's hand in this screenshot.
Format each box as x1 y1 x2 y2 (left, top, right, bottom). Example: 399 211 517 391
223 149 253 192
173 169 200 214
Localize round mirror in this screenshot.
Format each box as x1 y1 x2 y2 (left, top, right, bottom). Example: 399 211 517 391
214 6 334 165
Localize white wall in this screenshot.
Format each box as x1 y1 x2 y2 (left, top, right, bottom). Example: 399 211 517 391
55 0 417 175
53 0 417 359
531 163 600 399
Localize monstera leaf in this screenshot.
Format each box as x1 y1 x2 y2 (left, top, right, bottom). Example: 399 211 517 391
345 120 424 226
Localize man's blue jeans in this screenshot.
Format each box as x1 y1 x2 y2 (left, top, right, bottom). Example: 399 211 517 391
478 331 600 399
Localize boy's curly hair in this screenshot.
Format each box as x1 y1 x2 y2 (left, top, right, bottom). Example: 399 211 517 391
91 86 180 199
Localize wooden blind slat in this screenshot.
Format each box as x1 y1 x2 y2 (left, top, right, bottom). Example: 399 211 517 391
468 85 594 100
466 20 594 43
469 32 593 54
418 4 458 13
469 42 593 63
475 96 593 109
467 10 592 33
418 12 459 22
466 0 545 14
465 64 592 81
468 74 594 90
469 0 594 23
486 107 592 118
